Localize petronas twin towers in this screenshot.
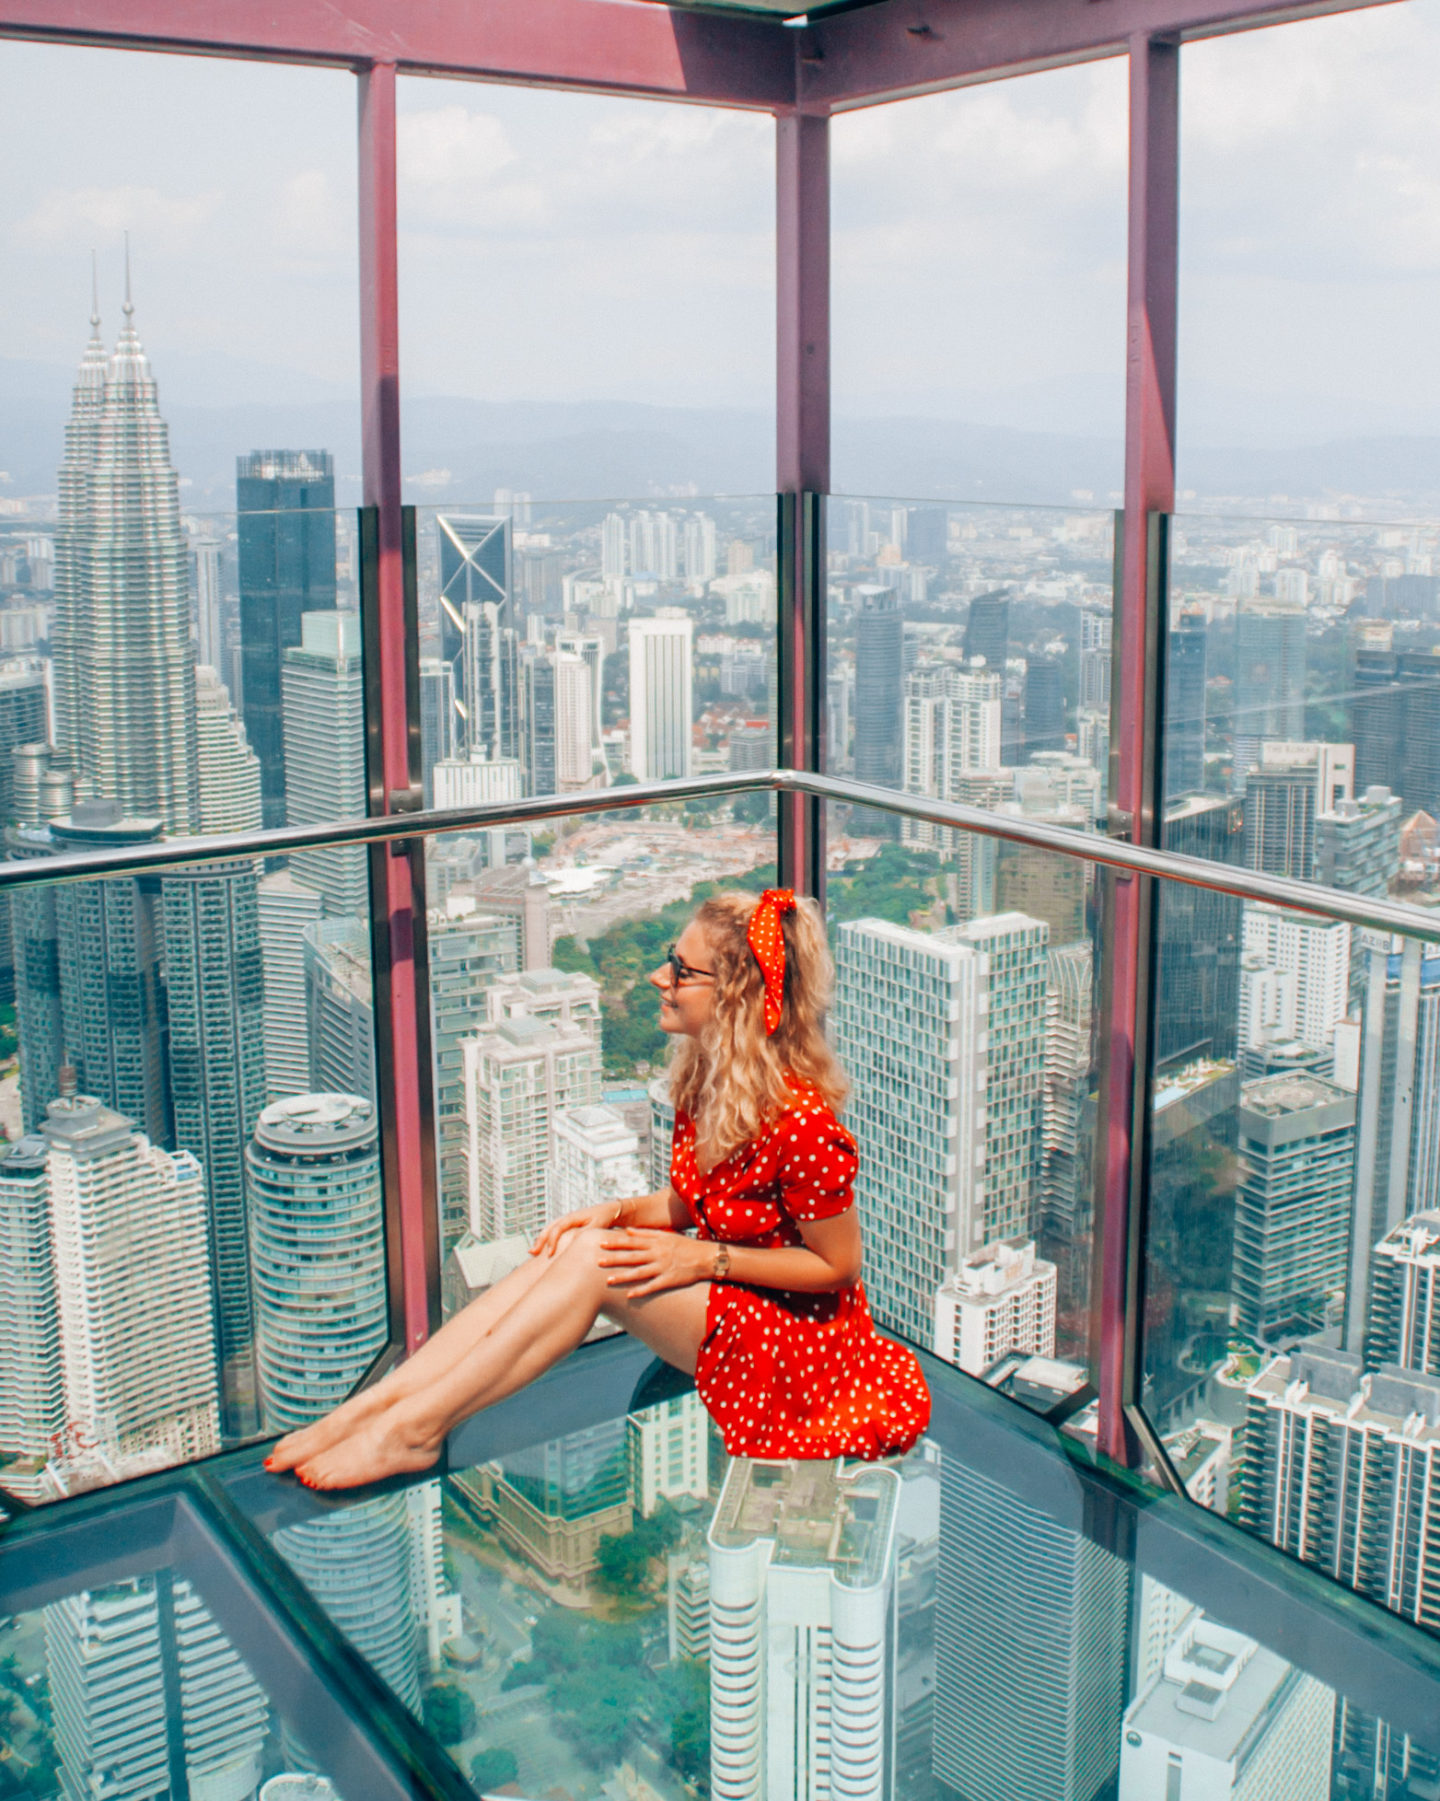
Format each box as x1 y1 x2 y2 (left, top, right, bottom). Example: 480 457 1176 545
54 271 199 833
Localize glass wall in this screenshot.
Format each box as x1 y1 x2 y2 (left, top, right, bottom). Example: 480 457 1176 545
413 497 777 811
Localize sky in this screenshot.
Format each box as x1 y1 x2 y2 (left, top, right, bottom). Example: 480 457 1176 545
5 2 1440 457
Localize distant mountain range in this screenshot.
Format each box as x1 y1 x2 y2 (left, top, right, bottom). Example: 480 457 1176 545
7 354 1440 513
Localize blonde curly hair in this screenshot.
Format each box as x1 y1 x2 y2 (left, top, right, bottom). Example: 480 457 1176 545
666 890 848 1170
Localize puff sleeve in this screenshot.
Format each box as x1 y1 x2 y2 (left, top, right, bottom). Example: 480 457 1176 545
777 1104 859 1223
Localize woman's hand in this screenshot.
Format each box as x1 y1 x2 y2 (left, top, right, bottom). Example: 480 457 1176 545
598 1228 716 1299
530 1202 622 1260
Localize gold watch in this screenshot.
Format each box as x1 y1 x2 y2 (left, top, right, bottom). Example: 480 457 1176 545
712 1243 731 1281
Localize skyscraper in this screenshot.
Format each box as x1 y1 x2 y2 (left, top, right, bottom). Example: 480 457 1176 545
1233 1072 1354 1337
1242 740 1354 879
933 1238 1057 1373
963 591 1009 672
304 917 376 1101
708 1458 901 1801
257 869 324 1097
53 280 199 832
853 589 904 800
549 1103 647 1219
1158 794 1244 1067
1239 904 1351 1057
436 513 517 763
427 897 521 1256
1352 645 1440 818
236 450 337 828
1314 784 1403 899
628 611 694 781
964 912 1050 1241
1078 606 1112 713
1164 614 1207 800
0 656 48 822
194 664 263 834
247 1093 385 1434
832 919 987 1345
43 1085 220 1469
933 1454 1129 1801
1040 940 1096 1351
1233 601 1306 783
418 655 456 806
283 610 367 916
1022 657 1066 760
161 858 267 1436
901 663 1002 852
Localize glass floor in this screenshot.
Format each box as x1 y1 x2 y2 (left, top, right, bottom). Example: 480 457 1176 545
3 1337 1439 1800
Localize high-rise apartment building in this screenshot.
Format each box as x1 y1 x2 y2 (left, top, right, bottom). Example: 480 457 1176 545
1233 601 1306 782
629 509 680 580
161 858 267 1436
44 1087 220 1468
683 512 718 584
963 912 1050 1242
53 289 199 833
627 1391 709 1517
436 514 517 764
1119 1614 1333 1801
933 1238 1057 1374
1239 904 1351 1054
190 530 225 678
832 919 987 1344
304 917 376 1102
257 869 324 1097
1040 941 1095 1343
194 664 264 834
1078 607 1112 713
418 655 456 805
46 1577 268 1801
550 1103 647 1219
1022 656 1066 760
247 1093 385 1433
629 610 694 781
1242 1348 1440 1631
1352 644 1440 819
0 656 48 822
1366 1209 1440 1376
1243 740 1354 879
934 1456 1129 1801
0 1136 62 1498
236 450 337 828
1233 1072 1355 1337
463 970 604 1241
427 897 520 1256
708 1457 901 1801
853 589 904 801
283 610 367 916
901 663 1002 853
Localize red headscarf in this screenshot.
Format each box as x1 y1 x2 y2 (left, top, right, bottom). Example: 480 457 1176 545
747 888 798 1035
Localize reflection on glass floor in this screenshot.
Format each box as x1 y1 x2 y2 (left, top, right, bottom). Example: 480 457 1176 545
5 1347 1440 1801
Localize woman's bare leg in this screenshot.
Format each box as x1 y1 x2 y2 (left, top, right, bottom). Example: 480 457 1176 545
293 1229 709 1490
266 1247 560 1470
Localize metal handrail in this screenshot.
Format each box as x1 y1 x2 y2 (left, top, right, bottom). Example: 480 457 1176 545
1 766 1437 947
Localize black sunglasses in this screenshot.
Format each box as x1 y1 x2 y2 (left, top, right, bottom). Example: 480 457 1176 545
665 944 716 987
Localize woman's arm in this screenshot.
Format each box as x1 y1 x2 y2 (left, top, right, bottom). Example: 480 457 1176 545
598 1208 863 1300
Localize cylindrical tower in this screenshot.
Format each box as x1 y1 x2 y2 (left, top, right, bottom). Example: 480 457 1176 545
246 1093 385 1433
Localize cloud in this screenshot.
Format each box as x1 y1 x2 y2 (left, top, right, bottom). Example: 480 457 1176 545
275 169 349 258
398 106 541 227
17 182 220 247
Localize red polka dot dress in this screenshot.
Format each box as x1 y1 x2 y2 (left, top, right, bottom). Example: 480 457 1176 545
670 1078 931 1461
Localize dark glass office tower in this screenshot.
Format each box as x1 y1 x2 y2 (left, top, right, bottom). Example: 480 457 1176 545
236 451 337 829
906 507 948 566
853 590 904 831
1157 794 1244 1067
1233 601 1306 780
963 591 1010 672
526 654 557 798
1022 657 1065 760
1164 616 1207 800
436 514 517 762
1353 645 1440 819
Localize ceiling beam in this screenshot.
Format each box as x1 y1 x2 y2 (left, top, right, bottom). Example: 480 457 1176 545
797 0 1403 110
0 0 795 109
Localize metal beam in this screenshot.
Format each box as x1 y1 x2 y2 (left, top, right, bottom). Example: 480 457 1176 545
1095 36 1179 1469
798 0 1401 111
0 0 794 108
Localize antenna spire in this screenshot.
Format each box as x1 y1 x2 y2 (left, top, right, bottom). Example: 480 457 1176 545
90 251 101 330
123 231 133 318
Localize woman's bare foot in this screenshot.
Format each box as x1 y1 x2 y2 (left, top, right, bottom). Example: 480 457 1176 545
265 1379 398 1473
293 1400 445 1491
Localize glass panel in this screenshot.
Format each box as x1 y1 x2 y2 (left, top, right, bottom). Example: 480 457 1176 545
242 1359 1440 1799
1143 883 1440 1634
832 62 1127 501
396 81 774 503
0 842 384 1502
824 499 1115 825
1163 509 1440 903
423 791 778 1272
825 801 1101 1415
413 498 777 811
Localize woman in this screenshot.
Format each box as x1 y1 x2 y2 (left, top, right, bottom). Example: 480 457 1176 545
266 888 930 1490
